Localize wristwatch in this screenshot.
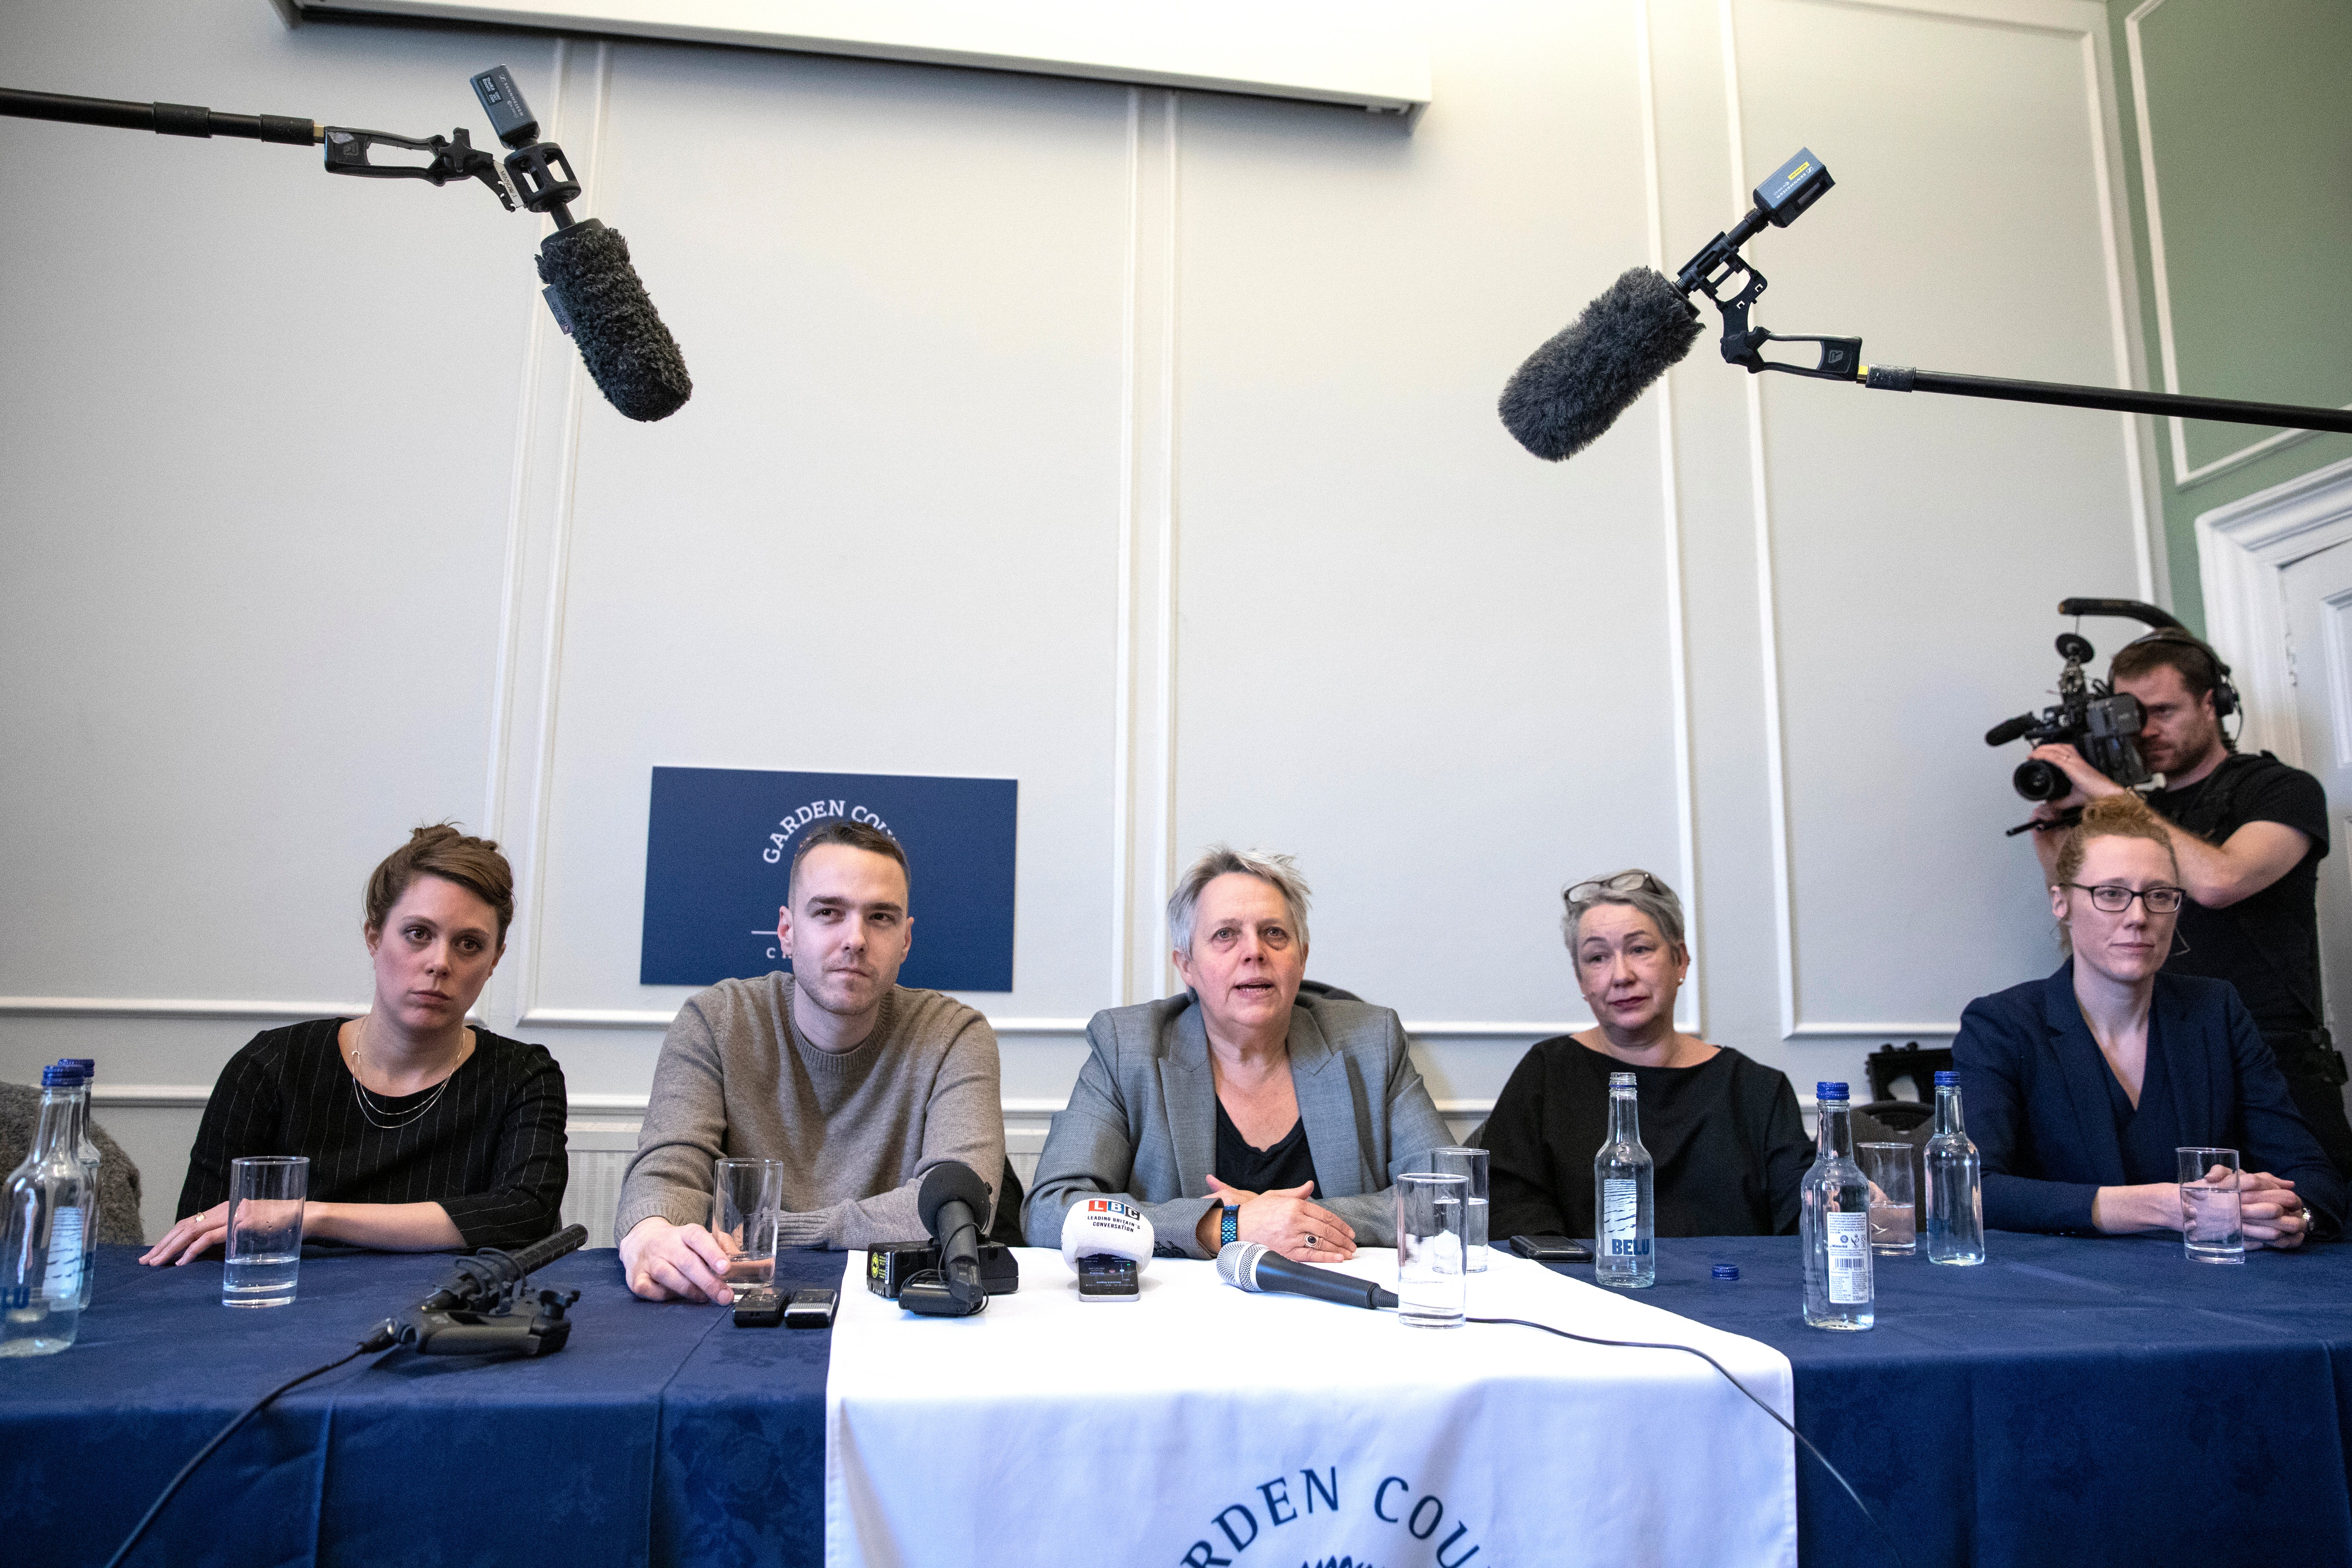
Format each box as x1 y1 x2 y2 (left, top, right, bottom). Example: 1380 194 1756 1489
1219 1203 1239 1248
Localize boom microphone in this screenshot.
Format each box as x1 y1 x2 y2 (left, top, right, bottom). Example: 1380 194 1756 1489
1217 1241 1399 1312
535 220 692 421
1498 266 1702 461
470 66 691 423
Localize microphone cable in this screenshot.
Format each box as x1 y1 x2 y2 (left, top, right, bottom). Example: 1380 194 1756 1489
98 1337 381 1568
1465 1315 1908 1568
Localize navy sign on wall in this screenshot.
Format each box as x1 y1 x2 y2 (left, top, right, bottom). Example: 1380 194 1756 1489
641 766 1018 991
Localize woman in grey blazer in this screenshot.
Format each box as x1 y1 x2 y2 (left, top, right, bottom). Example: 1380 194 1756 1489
1025 846 1453 1261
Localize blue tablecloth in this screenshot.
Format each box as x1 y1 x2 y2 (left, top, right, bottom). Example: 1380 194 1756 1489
1647 1231 2352 1568
7 1236 2349 1567
1 1245 842 1568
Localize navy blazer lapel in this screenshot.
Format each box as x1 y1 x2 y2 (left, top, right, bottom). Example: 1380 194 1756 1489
2041 963 2129 1186
1286 1004 1371 1193
2151 976 2213 1144
1160 1000 1217 1197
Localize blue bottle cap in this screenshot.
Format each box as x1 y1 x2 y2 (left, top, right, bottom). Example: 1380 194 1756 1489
1711 1263 1740 1280
1934 1070 1959 1086
68 1058 95 1077
41 1063 79 1087
1816 1081 1849 1102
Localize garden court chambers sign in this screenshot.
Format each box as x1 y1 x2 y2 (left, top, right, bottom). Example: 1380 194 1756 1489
640 765 1017 991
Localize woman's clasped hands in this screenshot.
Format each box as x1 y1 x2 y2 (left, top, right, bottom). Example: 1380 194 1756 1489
1204 1173 1356 1263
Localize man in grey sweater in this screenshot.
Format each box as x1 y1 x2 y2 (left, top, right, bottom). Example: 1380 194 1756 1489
616 821 1003 1303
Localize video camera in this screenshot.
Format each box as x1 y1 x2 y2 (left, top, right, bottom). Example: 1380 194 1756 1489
1984 598 2186 823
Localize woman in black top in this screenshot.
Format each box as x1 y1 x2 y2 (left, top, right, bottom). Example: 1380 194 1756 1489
1487 870 1811 1240
142 826 566 1263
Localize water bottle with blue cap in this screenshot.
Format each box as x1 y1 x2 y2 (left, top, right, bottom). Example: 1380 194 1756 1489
0 1064 97 1355
1924 1070 1986 1265
1801 1082 1872 1330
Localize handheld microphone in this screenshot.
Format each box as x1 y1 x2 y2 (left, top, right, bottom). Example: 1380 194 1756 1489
470 66 692 423
902 1160 991 1317
1217 1241 1398 1312
1498 266 1702 461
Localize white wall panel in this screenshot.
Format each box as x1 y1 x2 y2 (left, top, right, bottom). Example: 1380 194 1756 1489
1730 0 2148 1034
0 7 545 1005
1170 4 1682 1108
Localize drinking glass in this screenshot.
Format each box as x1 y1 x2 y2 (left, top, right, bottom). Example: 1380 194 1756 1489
1859 1143 1916 1257
712 1158 786 1302
1427 1148 1490 1272
2177 1147 2244 1264
1394 1172 1469 1329
223 1156 308 1308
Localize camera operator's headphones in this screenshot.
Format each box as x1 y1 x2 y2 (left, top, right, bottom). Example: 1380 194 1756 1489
2116 626 2240 721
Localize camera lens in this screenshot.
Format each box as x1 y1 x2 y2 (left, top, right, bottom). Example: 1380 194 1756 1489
2013 759 2068 801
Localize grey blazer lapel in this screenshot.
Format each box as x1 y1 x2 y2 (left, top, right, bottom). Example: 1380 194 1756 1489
1288 1005 1372 1194
1159 1002 1219 1198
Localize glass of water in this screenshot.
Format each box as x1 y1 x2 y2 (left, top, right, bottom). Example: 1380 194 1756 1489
711 1158 786 1303
2177 1147 2244 1264
1859 1143 1917 1257
1394 1172 1469 1329
223 1156 308 1308
1427 1148 1490 1272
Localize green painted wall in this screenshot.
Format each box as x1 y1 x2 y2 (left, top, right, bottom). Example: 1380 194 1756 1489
2106 0 2352 631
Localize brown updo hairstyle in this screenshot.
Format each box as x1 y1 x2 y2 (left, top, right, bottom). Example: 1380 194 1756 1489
364 825 517 946
2051 793 2180 947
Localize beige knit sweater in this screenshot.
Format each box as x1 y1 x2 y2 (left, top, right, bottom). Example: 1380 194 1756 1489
615 973 1003 1248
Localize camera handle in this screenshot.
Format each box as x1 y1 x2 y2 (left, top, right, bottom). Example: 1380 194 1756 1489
2004 806 2080 839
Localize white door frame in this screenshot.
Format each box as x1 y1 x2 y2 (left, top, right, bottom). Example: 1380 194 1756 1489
2197 455 2352 765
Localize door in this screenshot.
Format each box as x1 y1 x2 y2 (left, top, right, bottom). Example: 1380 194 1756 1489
2281 537 2352 1130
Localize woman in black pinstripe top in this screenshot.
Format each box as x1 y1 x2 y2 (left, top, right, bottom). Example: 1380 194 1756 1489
141 826 567 1262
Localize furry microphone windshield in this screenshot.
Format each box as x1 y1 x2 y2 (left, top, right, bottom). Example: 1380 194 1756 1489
536 219 692 423
1498 266 1702 461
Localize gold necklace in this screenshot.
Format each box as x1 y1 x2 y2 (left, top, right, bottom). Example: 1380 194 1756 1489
346 1015 460 1131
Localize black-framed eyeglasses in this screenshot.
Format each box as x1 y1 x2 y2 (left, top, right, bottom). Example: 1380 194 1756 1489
1565 869 1669 905
2064 882 2186 914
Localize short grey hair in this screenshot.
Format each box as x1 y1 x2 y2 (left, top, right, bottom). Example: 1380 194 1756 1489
1168 845 1312 957
1562 871 1687 951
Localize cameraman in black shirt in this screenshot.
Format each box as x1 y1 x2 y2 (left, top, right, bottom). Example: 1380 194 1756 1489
2025 630 2349 1177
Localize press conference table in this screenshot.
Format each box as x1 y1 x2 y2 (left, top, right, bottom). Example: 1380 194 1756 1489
7 1236 2349 1568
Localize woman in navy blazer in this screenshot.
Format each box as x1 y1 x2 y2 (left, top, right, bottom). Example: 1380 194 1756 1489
1956 793 2343 1242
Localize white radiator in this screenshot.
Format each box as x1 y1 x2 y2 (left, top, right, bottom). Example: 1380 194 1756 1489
561 1121 641 1251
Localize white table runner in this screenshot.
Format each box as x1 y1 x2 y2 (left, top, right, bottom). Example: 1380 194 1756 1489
825 1247 1796 1568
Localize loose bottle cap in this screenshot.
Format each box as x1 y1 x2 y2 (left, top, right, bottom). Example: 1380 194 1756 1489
1934 1070 1959 1086
1816 1081 1849 1102
1711 1264 1740 1280
41 1063 79 1087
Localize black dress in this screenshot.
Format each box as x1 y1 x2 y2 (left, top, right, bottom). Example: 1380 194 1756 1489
1485 1036 1812 1239
177 1018 569 1250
